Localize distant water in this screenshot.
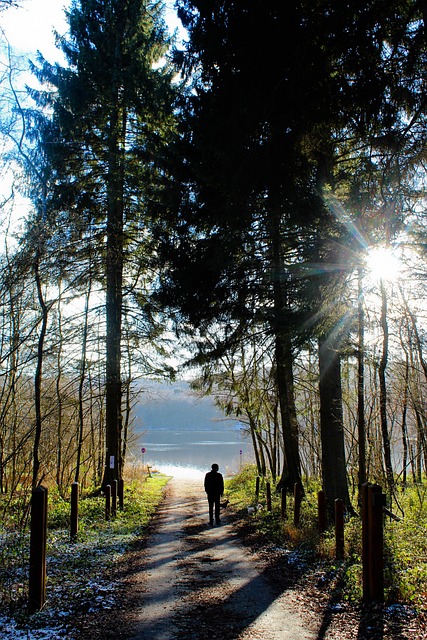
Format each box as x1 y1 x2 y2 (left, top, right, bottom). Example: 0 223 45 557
132 428 253 477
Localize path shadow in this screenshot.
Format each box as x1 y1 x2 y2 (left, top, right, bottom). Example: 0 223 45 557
122 483 314 638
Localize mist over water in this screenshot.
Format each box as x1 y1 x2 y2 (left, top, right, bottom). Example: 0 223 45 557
131 380 254 478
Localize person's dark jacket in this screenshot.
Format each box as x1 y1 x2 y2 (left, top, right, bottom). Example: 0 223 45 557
204 470 224 496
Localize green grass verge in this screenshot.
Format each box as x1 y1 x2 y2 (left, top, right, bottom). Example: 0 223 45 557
225 465 427 610
0 474 170 634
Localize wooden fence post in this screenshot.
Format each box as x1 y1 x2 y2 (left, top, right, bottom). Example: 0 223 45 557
318 490 326 533
361 482 370 600
368 484 385 602
118 478 124 510
293 482 301 527
112 479 118 518
70 482 79 541
335 498 344 559
105 484 111 521
266 482 272 511
255 476 260 502
281 487 287 520
29 486 48 613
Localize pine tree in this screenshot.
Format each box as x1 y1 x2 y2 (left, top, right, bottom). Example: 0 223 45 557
29 0 178 487
158 0 419 505
159 0 340 493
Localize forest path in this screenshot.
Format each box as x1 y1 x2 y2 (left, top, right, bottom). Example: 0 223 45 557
125 476 316 640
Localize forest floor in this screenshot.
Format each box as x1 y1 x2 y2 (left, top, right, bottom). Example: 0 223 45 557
69 476 427 640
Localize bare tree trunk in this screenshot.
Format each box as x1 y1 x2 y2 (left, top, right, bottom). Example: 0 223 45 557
256 430 267 477
413 405 424 483
401 351 409 485
269 208 302 493
121 319 133 468
0 275 20 493
32 258 48 490
103 94 125 489
357 268 366 494
400 284 427 383
378 279 394 491
276 333 303 492
75 281 91 483
318 331 351 514
250 424 264 477
55 281 64 494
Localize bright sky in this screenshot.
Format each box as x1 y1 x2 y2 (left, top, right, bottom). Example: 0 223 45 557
1 0 183 62
0 0 184 241
1 0 69 61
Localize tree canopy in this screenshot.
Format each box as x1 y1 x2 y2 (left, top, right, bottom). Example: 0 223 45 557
23 0 179 487
2 0 427 514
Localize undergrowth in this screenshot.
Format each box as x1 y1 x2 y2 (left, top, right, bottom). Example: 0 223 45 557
225 465 427 612
0 473 170 637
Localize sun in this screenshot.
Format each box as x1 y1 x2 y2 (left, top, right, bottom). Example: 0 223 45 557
365 245 402 283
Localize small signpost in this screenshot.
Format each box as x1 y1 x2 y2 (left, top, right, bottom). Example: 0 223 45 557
141 447 146 471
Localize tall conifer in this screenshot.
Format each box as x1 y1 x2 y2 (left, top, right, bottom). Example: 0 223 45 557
30 0 178 487
159 0 416 504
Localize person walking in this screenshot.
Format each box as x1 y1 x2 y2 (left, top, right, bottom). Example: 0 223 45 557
204 463 224 525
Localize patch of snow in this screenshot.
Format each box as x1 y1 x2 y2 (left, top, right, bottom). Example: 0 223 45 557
385 603 417 619
265 546 309 570
0 614 66 639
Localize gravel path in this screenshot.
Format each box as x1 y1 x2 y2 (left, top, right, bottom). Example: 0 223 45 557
126 477 316 640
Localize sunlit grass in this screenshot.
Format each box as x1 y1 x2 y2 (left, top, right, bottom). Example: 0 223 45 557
0 474 170 633
226 466 427 610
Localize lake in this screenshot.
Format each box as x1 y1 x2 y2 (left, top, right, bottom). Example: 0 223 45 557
132 428 254 478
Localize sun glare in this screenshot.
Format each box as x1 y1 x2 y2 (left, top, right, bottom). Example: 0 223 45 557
365 246 402 283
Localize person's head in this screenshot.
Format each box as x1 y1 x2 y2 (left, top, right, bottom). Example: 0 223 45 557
211 463 219 472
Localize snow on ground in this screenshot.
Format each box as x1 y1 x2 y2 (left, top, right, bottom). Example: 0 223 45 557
0 522 137 639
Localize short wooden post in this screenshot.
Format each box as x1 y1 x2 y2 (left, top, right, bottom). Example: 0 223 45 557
368 484 385 602
293 482 301 527
335 498 344 559
266 482 272 511
105 484 111 521
361 483 370 600
281 487 287 520
112 479 118 518
118 478 124 510
29 486 48 612
70 482 79 541
318 490 326 533
255 476 260 501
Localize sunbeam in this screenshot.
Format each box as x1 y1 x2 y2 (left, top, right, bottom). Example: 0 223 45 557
366 245 402 283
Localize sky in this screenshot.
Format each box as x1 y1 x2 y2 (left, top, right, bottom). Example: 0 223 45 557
1 0 183 63
0 0 184 240
1 0 69 61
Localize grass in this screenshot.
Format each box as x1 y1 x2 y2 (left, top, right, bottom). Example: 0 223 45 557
2 464 427 636
225 465 427 612
0 472 170 637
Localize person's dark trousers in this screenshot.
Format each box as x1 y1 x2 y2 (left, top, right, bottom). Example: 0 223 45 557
208 493 221 524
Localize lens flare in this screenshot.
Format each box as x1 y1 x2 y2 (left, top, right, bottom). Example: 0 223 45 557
366 246 402 283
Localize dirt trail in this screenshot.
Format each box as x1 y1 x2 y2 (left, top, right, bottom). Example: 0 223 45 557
126 477 316 640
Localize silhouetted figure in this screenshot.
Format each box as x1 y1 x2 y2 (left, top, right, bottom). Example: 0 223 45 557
204 463 224 525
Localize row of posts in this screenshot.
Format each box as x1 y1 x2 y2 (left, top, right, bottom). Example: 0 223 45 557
256 477 389 602
29 479 125 613
29 477 389 612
